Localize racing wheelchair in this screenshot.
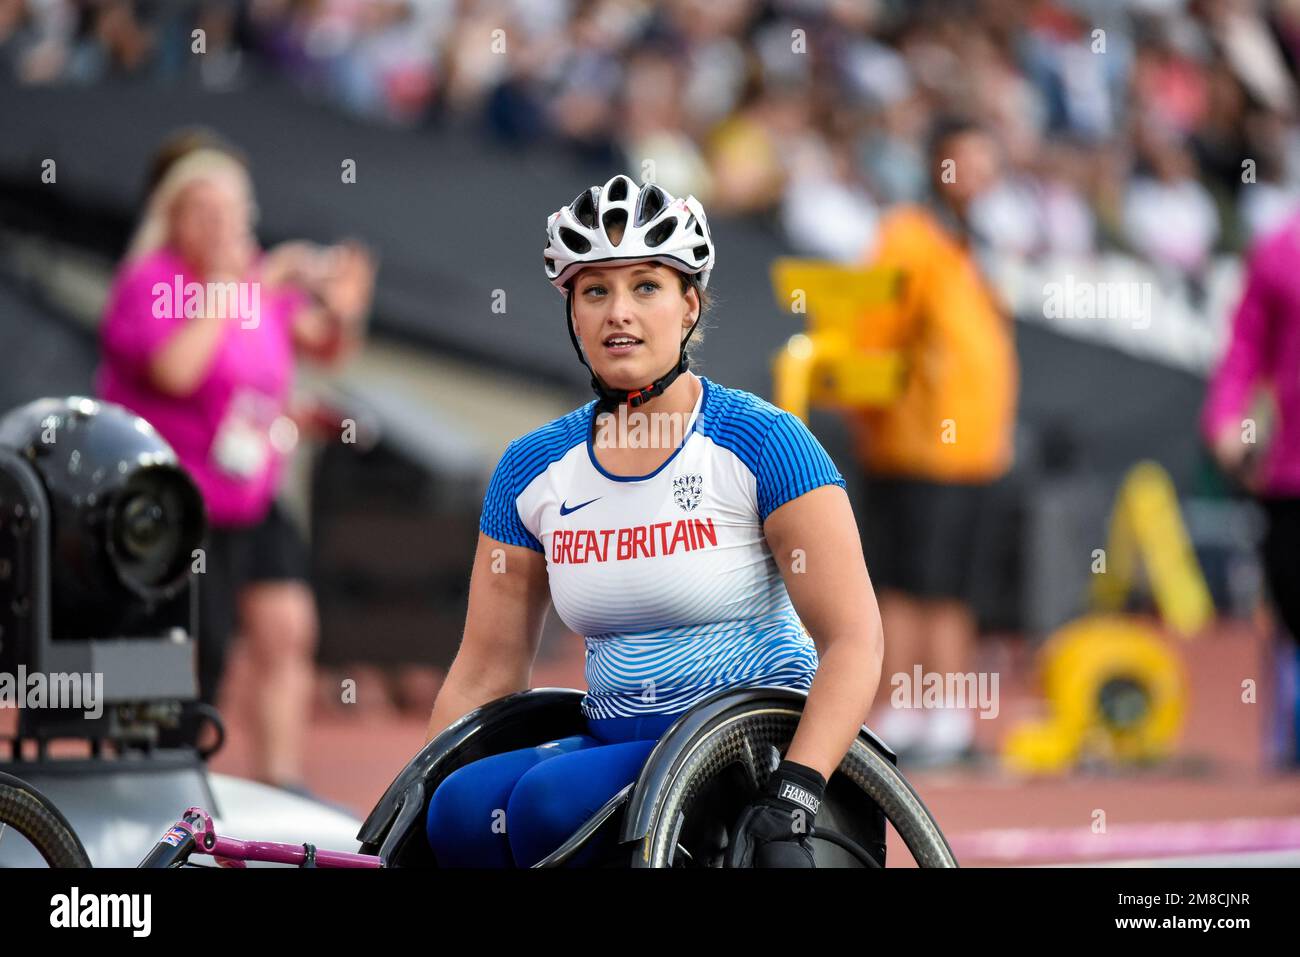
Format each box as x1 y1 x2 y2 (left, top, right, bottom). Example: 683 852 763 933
358 685 958 868
3 685 957 868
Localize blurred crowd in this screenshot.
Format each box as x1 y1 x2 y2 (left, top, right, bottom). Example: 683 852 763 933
3 0 1300 272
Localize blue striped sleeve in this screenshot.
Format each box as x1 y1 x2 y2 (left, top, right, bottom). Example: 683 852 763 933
755 412 847 521
479 439 544 552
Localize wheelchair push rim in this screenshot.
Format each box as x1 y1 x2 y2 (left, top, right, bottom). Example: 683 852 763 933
626 699 958 869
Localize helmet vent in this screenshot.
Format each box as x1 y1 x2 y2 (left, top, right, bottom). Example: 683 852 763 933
635 185 666 227
607 177 629 202
602 208 628 246
559 227 592 253
692 244 709 261
644 216 677 248
571 189 598 229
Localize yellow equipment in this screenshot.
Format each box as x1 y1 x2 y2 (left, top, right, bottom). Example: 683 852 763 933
768 259 906 421
1090 461 1215 639
1002 462 1215 774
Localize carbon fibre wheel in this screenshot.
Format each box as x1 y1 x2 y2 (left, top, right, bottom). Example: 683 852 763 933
0 771 92 868
631 704 958 868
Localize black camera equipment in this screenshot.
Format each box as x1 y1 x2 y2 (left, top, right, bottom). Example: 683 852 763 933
0 396 206 755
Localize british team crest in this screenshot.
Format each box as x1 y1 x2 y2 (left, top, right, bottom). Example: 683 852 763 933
673 473 703 512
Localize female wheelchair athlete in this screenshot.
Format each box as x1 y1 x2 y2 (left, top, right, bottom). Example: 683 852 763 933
358 685 958 868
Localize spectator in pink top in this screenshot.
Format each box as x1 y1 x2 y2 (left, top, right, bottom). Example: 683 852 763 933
95 131 375 793
1203 208 1300 498
1202 205 1300 764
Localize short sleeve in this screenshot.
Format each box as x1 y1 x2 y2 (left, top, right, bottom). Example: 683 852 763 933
755 412 847 521
99 261 190 380
479 439 544 552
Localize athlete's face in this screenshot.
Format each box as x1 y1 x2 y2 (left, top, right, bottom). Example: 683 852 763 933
570 262 699 389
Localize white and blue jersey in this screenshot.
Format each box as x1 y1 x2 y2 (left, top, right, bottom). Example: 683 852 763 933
479 375 847 721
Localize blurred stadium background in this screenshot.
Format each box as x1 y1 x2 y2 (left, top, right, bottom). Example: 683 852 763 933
1 0 1298 866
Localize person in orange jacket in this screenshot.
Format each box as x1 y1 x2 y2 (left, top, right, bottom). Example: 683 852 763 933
852 116 1019 764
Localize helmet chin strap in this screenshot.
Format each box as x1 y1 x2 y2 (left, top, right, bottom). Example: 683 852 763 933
566 293 700 418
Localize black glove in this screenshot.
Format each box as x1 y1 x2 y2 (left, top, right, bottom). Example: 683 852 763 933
725 760 827 868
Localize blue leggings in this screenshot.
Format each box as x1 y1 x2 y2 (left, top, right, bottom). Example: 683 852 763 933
425 711 680 867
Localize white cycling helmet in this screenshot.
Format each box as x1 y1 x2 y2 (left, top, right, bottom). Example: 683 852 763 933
544 174 715 293
544 174 717 413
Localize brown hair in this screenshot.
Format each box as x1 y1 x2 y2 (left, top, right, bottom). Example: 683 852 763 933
678 273 711 360
144 127 248 199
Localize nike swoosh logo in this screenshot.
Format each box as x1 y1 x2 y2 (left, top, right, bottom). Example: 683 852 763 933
559 496 602 516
